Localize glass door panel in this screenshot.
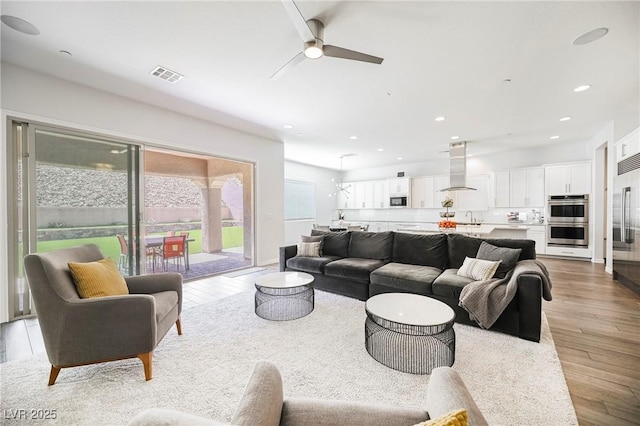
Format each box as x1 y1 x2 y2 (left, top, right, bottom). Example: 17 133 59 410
7 122 142 320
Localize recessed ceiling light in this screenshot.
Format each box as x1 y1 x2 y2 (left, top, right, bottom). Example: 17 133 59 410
550 135 560 140
377 148 384 152
435 116 446 122
0 15 39 35
450 136 459 140
572 28 608 46
574 85 591 92
559 116 572 122
397 157 403 160
349 136 358 140
282 124 293 129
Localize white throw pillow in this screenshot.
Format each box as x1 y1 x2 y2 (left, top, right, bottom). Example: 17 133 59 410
457 256 501 281
297 241 321 257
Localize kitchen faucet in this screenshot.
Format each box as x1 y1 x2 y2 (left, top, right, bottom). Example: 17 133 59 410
465 211 475 223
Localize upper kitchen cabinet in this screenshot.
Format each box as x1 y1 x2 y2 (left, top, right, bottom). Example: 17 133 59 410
510 167 545 207
456 176 489 211
616 128 640 163
411 176 435 208
545 162 591 195
372 180 389 209
353 181 374 209
489 171 510 207
388 177 411 194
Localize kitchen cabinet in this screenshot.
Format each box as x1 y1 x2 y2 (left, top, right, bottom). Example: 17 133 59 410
510 167 545 207
354 181 374 209
545 162 591 195
388 177 411 194
616 128 640 163
491 171 510 207
372 180 389 209
526 227 546 255
434 176 455 207
456 176 489 211
411 177 435 208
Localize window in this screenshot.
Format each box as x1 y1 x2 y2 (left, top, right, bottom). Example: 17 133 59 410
285 180 316 220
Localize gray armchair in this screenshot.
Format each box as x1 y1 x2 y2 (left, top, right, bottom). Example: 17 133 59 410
129 361 488 425
23 244 183 385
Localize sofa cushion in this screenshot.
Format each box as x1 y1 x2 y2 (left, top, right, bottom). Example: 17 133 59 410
393 232 449 269
348 231 394 261
296 241 321 257
311 230 350 258
457 257 500 281
324 258 386 283
447 234 536 269
301 234 325 254
287 255 342 274
432 269 474 299
370 262 441 295
476 241 522 279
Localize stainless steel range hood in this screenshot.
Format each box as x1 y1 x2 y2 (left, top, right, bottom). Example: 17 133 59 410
439 141 477 191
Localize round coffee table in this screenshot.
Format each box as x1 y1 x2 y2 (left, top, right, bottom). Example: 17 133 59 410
365 293 456 374
255 272 314 321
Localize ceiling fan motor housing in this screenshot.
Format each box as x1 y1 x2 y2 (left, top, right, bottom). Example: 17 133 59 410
304 19 324 58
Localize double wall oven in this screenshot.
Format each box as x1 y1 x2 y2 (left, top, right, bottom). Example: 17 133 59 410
547 195 589 247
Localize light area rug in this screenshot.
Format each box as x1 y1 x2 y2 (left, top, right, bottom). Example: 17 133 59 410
0 290 577 425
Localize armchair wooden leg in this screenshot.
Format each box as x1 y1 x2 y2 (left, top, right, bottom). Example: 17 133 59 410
176 318 182 335
137 352 153 381
48 365 61 386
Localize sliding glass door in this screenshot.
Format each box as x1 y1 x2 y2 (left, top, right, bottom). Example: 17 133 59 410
7 121 142 319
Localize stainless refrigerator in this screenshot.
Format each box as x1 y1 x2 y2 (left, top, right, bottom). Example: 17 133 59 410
612 155 640 295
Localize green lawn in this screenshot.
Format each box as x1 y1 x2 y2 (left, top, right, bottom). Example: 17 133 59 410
36 227 244 262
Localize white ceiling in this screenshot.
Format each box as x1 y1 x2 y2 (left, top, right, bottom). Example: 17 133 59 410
1 1 638 171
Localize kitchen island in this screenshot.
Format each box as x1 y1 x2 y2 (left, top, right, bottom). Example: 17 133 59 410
396 223 533 238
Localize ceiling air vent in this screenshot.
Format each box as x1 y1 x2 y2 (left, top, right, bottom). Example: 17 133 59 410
150 66 184 83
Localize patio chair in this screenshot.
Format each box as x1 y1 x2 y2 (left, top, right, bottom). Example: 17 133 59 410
23 244 183 385
162 235 187 272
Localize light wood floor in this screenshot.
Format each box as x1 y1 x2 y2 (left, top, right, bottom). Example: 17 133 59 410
1 259 638 425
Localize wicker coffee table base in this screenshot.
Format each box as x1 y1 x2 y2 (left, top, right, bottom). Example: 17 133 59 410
365 313 455 374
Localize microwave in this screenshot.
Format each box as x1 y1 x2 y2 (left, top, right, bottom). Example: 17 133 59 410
389 196 408 207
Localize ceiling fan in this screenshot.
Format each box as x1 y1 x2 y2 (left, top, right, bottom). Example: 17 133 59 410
271 0 384 79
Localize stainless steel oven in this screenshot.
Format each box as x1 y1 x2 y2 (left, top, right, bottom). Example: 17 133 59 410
547 195 589 223
547 223 589 247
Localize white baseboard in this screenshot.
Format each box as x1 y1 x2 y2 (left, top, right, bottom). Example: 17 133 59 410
592 258 605 264
605 266 613 274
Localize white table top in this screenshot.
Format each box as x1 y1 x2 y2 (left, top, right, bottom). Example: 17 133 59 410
255 272 314 289
366 293 455 326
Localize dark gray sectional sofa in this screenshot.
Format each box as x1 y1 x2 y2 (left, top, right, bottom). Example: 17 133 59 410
280 230 544 342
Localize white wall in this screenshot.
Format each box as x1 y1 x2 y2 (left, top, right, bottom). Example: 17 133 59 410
284 161 340 245
0 63 285 321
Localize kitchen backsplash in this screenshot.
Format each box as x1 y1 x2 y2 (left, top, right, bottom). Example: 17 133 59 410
333 207 545 225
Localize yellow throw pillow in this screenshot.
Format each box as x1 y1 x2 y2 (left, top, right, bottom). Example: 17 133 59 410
414 409 468 426
68 258 129 299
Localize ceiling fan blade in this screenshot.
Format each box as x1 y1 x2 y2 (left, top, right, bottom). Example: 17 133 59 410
324 45 384 64
280 0 315 42
270 51 306 80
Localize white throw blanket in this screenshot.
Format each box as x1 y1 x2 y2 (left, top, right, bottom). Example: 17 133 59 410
458 259 552 329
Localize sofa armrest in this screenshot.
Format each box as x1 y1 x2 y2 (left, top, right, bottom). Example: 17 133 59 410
128 408 226 426
231 361 284 426
279 245 298 272
281 398 428 425
516 274 543 342
426 367 488 426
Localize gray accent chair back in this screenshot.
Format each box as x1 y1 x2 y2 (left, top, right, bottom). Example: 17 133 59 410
23 244 183 385
129 360 488 425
